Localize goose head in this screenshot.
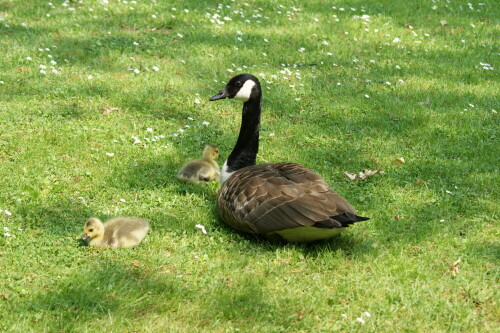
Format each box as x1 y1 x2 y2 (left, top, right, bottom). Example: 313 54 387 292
81 217 104 242
209 74 263 183
209 73 261 103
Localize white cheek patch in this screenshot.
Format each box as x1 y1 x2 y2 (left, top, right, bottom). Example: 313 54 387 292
233 80 256 102
220 160 234 184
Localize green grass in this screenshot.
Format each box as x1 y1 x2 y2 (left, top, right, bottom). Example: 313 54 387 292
0 0 498 331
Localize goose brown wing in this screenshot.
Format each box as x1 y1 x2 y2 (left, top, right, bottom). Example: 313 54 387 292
217 162 361 234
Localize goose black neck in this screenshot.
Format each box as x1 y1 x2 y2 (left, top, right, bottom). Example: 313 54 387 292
226 97 261 172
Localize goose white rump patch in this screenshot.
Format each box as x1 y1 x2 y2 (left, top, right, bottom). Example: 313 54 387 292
234 80 256 102
220 160 234 184
269 226 344 242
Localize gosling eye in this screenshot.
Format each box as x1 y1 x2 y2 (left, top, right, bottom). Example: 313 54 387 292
88 228 94 232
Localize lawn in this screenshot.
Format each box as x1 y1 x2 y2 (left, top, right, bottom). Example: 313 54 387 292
0 0 498 332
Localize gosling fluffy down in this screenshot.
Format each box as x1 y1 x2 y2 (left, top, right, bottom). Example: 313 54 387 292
178 144 220 184
81 217 150 248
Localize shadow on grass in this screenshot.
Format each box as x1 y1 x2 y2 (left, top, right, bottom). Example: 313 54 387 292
119 161 177 190
115 160 220 196
5 257 304 331
9 260 185 332
13 196 183 239
465 241 500 263
212 217 375 259
282 0 494 40
15 199 96 237
200 274 283 324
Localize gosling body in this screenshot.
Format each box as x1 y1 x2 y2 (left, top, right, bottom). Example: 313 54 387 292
81 217 149 248
178 145 220 184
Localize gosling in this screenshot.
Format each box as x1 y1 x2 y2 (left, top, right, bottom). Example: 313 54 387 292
81 217 150 248
178 144 220 184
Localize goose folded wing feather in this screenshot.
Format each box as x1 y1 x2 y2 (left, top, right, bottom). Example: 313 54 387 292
220 163 357 234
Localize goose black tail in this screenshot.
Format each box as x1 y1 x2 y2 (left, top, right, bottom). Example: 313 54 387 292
312 212 370 229
332 212 370 226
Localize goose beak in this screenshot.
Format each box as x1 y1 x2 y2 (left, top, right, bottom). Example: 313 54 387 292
209 88 229 101
81 233 89 241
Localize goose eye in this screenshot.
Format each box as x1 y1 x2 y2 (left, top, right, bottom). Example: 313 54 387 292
89 228 94 232
235 81 243 88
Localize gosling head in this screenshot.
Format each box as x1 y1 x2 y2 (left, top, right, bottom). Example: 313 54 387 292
209 74 261 103
203 144 220 160
81 217 104 242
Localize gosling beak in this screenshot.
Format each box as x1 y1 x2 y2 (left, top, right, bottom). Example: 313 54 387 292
81 233 89 241
209 88 229 101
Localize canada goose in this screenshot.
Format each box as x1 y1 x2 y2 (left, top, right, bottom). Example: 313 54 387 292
81 217 150 248
178 144 220 184
209 73 369 242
